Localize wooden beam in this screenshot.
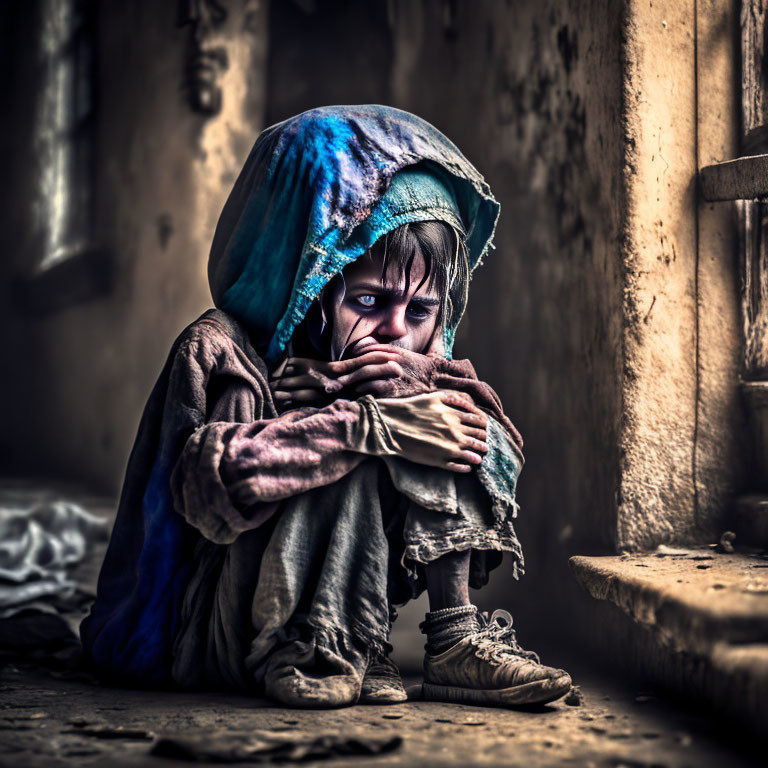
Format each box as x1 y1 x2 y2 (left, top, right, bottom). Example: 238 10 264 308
700 154 768 201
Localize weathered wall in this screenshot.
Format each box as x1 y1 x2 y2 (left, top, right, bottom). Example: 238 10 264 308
265 0 391 126
0 0 268 493
694 1 747 535
618 0 699 549
618 0 745 549
0 3 40 478
0 0 747 647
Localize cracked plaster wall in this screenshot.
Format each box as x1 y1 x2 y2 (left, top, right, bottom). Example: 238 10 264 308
618 0 745 550
0 0 268 491
618 0 700 549
389 0 626 571
384 0 746 575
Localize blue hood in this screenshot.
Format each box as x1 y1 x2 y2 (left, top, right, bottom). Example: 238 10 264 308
207 105 500 362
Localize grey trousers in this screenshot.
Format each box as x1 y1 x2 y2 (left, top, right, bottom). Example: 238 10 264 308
171 455 522 692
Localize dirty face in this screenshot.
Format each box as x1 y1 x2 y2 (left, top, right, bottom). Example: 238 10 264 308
328 249 442 360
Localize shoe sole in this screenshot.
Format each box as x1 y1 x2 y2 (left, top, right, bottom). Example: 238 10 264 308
422 674 572 708
265 672 361 709
359 689 408 705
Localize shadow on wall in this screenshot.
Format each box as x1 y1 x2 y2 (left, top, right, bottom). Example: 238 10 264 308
0 0 267 492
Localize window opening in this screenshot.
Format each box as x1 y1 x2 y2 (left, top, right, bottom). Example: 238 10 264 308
33 0 97 272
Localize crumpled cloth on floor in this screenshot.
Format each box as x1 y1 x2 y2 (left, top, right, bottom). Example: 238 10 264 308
0 499 108 618
150 730 402 763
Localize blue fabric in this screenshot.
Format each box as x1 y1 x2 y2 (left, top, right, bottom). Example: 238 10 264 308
207 105 500 363
80 329 210 683
90 461 191 678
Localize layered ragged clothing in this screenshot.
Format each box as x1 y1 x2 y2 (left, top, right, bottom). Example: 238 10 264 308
81 106 525 688
82 309 524 685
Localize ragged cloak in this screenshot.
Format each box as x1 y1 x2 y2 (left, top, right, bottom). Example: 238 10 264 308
80 105 519 683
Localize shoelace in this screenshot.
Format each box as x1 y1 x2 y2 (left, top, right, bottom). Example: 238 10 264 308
469 609 541 666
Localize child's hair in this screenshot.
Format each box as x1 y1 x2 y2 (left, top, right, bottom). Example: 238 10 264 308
365 220 470 333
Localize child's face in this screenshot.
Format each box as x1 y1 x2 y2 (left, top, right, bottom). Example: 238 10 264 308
329 249 442 359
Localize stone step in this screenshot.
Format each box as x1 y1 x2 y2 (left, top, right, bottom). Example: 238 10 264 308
709 642 768 728
570 550 768 656
733 495 768 548
570 550 768 736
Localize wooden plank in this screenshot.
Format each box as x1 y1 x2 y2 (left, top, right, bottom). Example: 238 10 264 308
700 154 768 201
738 208 768 378
739 3 768 379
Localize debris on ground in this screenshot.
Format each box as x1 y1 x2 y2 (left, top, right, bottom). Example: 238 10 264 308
716 531 736 554
149 731 402 763
564 686 584 707
62 724 154 740
653 544 693 557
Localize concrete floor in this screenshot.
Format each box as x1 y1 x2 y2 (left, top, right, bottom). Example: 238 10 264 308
0 655 763 768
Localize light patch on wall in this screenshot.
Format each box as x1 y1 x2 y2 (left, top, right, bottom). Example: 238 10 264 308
33 0 94 272
190 0 267 298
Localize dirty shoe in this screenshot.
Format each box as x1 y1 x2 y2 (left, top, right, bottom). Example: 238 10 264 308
359 652 407 704
422 609 572 707
262 641 363 709
265 664 362 708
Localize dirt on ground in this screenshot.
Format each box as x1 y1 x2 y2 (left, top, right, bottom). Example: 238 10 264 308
0 657 763 768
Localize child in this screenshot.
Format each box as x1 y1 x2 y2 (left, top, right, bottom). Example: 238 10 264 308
81 105 571 708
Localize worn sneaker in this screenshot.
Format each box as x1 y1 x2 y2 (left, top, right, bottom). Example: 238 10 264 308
359 652 408 704
422 609 572 707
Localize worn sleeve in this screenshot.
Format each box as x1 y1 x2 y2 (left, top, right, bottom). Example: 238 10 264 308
339 349 524 458
171 393 399 544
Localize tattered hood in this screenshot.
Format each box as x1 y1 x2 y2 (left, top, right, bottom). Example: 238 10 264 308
208 105 500 363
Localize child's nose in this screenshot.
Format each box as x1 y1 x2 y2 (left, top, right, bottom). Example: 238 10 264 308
375 305 409 341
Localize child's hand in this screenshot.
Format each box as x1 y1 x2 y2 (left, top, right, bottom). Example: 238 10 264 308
269 350 403 407
342 343 439 397
375 390 488 472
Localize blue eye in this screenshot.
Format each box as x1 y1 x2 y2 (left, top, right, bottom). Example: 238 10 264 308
356 295 376 307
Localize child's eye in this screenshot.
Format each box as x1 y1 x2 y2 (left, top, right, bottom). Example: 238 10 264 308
407 303 429 320
356 295 377 308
